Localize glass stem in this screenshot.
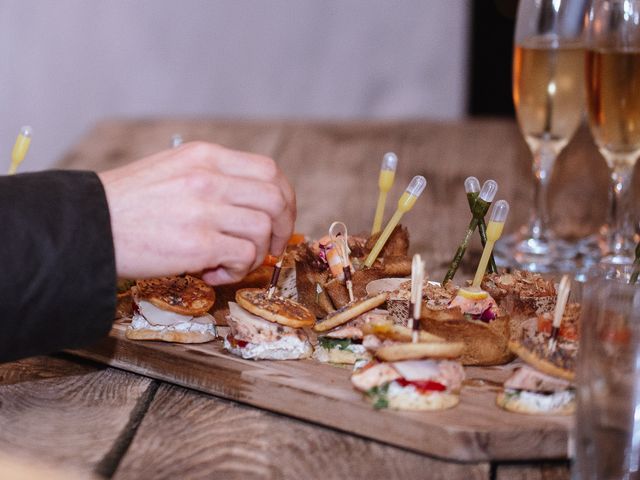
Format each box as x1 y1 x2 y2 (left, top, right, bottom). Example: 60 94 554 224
529 146 556 241
608 161 634 259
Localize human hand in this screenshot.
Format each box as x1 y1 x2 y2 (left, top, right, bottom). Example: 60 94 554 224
98 142 296 285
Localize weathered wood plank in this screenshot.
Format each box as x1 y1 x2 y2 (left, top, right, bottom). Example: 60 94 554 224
70 325 572 463
114 383 490 480
495 462 572 480
0 355 155 475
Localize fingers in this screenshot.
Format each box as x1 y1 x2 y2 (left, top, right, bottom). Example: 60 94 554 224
201 234 257 285
212 205 272 272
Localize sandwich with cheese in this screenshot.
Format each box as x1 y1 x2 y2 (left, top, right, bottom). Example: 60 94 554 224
224 288 315 360
312 293 388 364
126 275 217 343
497 336 576 415
351 338 465 411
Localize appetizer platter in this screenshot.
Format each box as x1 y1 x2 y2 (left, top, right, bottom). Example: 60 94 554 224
70 163 578 463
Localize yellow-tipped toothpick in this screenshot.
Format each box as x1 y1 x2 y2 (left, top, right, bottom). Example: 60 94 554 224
372 152 398 234
364 175 427 268
8 126 32 175
471 200 510 289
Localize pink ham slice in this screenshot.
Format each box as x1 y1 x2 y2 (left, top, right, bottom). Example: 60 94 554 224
504 365 571 392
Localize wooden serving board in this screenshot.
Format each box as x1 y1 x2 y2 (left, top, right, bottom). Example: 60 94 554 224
69 322 572 463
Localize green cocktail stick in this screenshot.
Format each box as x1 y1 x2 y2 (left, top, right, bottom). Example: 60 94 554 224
630 240 640 284
465 177 498 274
443 179 498 284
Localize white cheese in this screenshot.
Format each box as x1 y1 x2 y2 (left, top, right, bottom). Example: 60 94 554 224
137 300 194 326
130 313 216 335
223 334 312 360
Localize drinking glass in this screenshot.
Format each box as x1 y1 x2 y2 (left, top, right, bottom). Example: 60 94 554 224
584 0 640 265
573 275 640 479
496 0 589 272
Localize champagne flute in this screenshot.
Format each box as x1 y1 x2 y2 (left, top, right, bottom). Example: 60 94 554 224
584 0 640 265
496 0 588 272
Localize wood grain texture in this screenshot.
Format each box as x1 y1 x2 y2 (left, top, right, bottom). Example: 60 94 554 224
114 383 489 480
495 462 571 480
57 118 639 280
70 324 572 463
0 355 154 474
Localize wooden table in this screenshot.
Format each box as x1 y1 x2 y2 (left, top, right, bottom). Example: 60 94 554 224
2 118 636 479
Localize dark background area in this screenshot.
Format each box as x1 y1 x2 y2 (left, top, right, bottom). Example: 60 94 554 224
468 0 518 116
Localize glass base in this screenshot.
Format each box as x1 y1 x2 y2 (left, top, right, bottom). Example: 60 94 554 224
578 227 638 266
494 227 585 274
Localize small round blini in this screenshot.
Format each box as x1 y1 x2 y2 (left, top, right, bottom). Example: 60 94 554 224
236 288 315 328
314 293 388 332
496 389 575 416
375 341 464 362
136 275 215 316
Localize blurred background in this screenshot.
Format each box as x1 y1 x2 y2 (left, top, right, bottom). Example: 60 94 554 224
0 0 517 171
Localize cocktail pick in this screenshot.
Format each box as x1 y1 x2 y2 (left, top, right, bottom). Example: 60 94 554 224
329 222 354 301
548 275 571 353
411 254 425 343
171 134 183 148
8 126 32 175
630 241 640 284
443 180 498 284
465 177 498 274
471 200 510 289
372 152 398 235
364 175 427 268
267 251 286 299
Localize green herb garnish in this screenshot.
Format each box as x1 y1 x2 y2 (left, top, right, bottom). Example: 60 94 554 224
318 337 353 351
366 383 390 409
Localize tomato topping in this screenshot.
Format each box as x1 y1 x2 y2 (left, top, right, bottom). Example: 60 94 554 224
537 317 578 341
396 378 446 393
262 254 279 267
288 233 305 246
227 335 248 348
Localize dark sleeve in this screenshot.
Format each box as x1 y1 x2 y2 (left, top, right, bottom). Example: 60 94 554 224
0 170 116 363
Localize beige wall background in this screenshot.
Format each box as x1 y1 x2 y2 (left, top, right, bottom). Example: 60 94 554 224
0 0 471 171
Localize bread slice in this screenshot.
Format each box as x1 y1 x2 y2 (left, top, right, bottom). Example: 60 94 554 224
236 288 315 328
508 339 575 381
312 344 371 364
496 390 575 415
136 275 215 316
125 327 216 343
375 341 464 362
361 319 443 343
314 293 387 332
386 390 460 411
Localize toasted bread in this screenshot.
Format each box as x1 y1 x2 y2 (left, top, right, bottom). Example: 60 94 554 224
508 339 575 381
236 288 315 328
115 290 134 319
364 225 410 258
361 318 443 343
136 275 215 316
482 271 556 340
420 308 514 366
314 293 388 332
295 257 334 318
125 326 216 343
386 390 460 411
496 390 575 415
375 341 464 362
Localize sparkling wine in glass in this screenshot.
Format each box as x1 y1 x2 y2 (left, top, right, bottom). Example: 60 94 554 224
496 0 588 272
585 0 640 265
